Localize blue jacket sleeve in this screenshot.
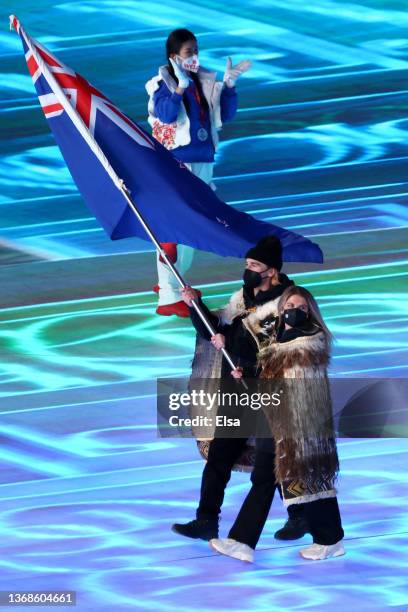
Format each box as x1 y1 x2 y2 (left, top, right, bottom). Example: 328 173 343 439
220 85 238 123
153 81 184 124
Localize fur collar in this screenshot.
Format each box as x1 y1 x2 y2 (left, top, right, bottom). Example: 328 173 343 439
259 331 329 370
221 288 280 323
220 288 281 346
270 331 327 353
219 288 245 324
220 288 279 324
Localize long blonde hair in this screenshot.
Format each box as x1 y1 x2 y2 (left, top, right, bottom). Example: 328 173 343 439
276 286 332 346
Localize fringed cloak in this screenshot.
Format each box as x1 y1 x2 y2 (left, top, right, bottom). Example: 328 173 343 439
191 287 282 472
259 331 339 506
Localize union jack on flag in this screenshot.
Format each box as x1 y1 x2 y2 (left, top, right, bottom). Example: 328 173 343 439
9 15 323 263
11 15 154 147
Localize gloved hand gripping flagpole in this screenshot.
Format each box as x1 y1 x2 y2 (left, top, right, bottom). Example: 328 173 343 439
9 15 246 386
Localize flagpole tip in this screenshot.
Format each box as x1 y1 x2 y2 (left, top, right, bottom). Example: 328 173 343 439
9 15 18 32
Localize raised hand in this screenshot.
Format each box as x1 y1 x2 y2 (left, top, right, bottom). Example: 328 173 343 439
169 57 190 90
180 286 200 306
223 57 252 87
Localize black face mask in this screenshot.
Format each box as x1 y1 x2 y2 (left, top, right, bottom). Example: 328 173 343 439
283 307 309 328
243 268 269 289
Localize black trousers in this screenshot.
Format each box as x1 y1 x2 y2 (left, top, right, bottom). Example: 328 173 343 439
228 448 344 549
196 437 304 522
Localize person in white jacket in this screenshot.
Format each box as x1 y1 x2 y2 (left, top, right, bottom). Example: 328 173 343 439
145 28 250 317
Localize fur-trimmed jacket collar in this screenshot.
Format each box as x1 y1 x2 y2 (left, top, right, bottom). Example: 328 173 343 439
220 287 281 348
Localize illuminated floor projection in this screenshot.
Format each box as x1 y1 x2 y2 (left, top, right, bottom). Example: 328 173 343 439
0 0 407 610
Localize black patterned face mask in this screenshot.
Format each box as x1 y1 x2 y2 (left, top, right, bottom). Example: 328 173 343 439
283 307 309 328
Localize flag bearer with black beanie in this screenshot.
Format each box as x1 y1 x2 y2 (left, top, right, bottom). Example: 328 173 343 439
171 236 310 541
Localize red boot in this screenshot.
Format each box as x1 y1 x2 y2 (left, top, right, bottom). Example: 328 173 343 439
156 301 190 318
159 243 177 264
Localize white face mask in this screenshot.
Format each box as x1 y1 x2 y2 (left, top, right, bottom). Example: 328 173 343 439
178 54 200 72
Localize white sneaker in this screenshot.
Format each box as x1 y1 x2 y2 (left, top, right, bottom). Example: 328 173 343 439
210 538 254 563
300 540 345 560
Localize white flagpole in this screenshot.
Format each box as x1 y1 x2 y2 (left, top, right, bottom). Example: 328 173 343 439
10 15 244 378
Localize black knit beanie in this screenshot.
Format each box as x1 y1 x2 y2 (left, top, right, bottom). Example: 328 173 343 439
245 235 283 270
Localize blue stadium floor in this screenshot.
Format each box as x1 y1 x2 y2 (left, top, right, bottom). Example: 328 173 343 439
0 385 407 610
0 1 407 610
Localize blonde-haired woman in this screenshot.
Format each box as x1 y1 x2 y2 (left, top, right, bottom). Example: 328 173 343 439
210 286 345 562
